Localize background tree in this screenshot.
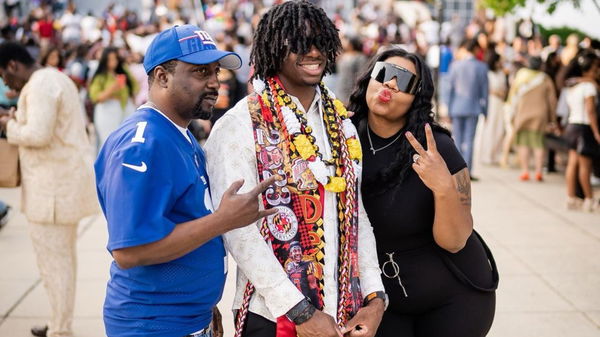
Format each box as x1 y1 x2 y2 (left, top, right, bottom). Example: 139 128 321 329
481 0 600 16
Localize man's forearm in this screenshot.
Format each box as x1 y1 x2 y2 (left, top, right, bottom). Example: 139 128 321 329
112 212 228 269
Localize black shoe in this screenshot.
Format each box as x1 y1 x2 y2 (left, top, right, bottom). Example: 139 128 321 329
30 325 48 337
0 205 9 229
470 175 479 182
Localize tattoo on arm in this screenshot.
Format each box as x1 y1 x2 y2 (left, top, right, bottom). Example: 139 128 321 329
455 169 471 207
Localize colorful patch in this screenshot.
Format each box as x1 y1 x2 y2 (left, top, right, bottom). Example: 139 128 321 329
258 146 284 169
267 206 298 242
291 159 319 191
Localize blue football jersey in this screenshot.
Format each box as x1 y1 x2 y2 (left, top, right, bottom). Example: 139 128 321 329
95 107 226 337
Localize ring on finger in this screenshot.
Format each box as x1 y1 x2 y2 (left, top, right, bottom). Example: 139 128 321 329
413 153 421 164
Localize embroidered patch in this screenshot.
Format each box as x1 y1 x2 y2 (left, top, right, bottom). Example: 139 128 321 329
267 206 298 241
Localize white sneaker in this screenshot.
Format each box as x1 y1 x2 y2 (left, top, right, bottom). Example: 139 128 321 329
582 198 597 212
566 197 582 210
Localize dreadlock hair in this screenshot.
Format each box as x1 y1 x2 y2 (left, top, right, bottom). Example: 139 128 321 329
250 0 341 81
348 47 450 196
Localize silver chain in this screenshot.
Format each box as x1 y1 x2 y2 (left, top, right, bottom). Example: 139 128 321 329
366 126 403 155
382 252 408 297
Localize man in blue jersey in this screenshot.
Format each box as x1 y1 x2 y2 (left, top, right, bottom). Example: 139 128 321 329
95 25 279 337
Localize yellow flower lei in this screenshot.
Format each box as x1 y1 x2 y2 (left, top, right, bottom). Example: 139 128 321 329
325 176 346 193
293 134 316 160
333 99 348 119
268 79 361 193
346 138 362 161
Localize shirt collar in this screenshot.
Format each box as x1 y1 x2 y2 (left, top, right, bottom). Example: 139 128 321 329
287 86 322 116
139 103 192 143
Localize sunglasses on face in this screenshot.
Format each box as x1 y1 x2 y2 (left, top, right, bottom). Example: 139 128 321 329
286 36 326 55
370 61 421 95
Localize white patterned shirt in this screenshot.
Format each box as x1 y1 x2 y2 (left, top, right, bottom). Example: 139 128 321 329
204 88 384 322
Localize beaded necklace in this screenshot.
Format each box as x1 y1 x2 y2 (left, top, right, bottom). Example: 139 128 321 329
253 77 362 192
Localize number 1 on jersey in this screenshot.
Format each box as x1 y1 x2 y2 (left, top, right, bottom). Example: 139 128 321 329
132 121 147 143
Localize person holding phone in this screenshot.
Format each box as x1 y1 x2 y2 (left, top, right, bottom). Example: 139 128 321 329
89 47 139 148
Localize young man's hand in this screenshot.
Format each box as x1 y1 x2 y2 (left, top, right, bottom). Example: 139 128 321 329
296 310 343 337
341 299 385 337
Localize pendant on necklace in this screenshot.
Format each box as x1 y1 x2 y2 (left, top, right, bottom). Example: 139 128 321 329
370 147 376 155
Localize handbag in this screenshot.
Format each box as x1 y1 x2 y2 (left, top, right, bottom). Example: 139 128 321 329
437 230 499 292
0 133 20 187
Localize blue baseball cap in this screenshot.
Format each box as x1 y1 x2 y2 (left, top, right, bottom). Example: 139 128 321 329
143 24 242 74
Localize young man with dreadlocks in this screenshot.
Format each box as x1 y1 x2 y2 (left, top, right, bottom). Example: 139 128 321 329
205 2 386 337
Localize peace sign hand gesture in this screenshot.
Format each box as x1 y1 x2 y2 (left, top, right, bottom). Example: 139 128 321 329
405 124 454 194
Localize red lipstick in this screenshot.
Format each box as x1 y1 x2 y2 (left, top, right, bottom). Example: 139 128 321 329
378 89 392 103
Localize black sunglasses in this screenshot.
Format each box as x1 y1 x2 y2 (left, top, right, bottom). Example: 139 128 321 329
370 61 421 95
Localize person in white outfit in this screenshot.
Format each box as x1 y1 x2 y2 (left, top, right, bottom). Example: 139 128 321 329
89 47 138 149
478 51 507 165
563 50 600 212
0 41 99 337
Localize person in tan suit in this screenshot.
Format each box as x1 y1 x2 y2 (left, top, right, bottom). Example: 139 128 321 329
0 42 99 337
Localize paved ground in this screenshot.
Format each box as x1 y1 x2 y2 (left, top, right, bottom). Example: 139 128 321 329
0 165 599 337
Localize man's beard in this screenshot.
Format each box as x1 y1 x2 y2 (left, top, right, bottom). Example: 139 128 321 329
189 92 216 120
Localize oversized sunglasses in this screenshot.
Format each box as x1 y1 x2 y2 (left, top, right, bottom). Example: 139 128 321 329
370 61 421 95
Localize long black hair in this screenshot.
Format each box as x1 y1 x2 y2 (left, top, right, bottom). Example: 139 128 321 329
348 47 450 194
250 0 341 80
40 46 64 68
92 47 134 97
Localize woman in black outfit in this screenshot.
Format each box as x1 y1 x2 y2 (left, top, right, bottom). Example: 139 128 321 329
348 48 498 337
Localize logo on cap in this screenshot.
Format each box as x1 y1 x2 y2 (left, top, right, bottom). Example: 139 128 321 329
179 30 215 48
178 30 216 54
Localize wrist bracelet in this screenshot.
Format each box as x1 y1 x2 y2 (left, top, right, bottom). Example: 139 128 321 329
363 291 389 310
285 298 316 325
292 303 316 325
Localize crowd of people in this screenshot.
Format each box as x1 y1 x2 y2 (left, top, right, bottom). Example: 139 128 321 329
0 0 598 337
433 16 600 213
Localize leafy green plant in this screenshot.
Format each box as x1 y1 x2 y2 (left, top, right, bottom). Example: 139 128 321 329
481 0 599 16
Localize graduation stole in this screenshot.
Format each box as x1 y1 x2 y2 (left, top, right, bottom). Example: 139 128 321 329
233 77 363 337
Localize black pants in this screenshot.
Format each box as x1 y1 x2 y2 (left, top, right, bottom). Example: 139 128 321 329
376 240 496 337
241 312 276 337
376 291 495 337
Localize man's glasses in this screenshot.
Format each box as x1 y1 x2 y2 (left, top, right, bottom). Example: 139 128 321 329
370 61 421 95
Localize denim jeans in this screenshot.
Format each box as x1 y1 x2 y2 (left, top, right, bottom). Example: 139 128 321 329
452 116 479 170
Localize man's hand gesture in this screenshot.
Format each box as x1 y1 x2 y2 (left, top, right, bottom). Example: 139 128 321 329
216 175 281 231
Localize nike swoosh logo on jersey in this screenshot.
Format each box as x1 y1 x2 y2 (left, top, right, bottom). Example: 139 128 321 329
122 162 147 173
